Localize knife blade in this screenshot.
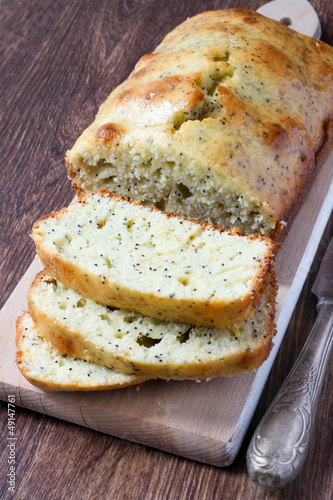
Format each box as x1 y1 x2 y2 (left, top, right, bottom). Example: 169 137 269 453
247 237 333 489
312 237 333 299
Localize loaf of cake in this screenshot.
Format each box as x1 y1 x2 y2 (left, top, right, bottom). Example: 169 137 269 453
16 312 146 391
66 9 333 241
32 191 275 329
28 271 276 380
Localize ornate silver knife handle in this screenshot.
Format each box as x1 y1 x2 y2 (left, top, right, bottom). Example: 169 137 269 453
247 300 333 490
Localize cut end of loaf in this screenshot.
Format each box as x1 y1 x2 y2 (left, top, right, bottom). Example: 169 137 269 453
67 153 276 238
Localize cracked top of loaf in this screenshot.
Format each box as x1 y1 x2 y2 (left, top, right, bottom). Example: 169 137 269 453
67 9 333 241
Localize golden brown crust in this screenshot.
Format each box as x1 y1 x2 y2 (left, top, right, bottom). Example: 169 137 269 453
16 312 146 391
28 270 277 380
271 118 333 242
109 73 205 118
66 9 333 241
96 123 125 144
28 271 137 376
32 190 275 329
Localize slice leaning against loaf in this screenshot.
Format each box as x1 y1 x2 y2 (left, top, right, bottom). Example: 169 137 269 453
32 191 275 329
28 271 277 380
16 312 147 391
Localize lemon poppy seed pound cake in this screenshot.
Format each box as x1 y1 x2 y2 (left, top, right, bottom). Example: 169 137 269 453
32 191 275 329
27 271 276 380
16 312 147 391
66 9 333 241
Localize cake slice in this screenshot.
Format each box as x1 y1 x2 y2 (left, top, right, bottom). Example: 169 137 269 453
28 271 276 380
66 9 333 241
32 191 275 329
16 312 146 391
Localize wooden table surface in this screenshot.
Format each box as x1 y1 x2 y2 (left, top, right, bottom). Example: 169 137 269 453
1 1 332 498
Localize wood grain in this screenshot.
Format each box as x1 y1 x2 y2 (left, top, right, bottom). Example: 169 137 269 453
0 146 332 470
0 0 332 499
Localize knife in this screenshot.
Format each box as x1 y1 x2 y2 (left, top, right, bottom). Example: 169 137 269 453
247 237 333 489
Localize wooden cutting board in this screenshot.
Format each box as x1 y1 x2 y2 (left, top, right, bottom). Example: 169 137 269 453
1 149 332 467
